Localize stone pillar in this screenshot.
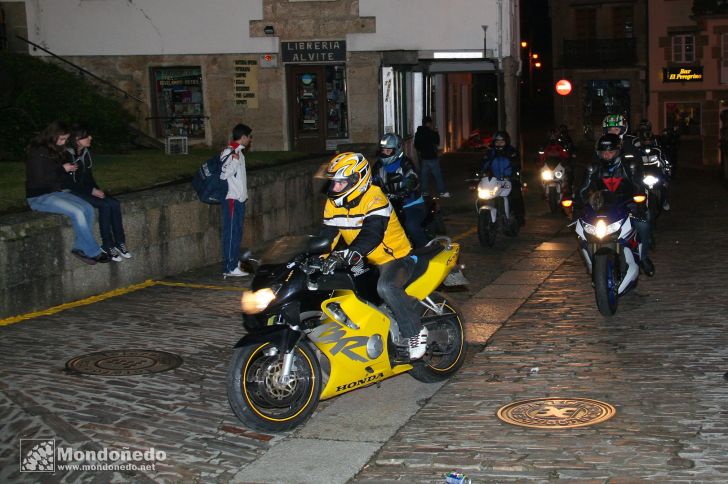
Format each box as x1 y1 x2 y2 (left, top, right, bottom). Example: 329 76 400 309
502 56 519 145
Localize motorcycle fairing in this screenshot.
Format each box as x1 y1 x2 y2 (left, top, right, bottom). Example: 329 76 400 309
311 294 412 400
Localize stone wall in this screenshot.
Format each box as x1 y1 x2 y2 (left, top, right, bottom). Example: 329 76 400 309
0 159 329 319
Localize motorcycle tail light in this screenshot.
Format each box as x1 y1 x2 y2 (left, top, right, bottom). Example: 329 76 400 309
561 199 573 208
633 195 647 203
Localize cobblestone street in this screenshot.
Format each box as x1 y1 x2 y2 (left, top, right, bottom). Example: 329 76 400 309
1 156 727 483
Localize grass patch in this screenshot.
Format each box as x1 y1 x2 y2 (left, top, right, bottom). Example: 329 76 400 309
0 148 310 215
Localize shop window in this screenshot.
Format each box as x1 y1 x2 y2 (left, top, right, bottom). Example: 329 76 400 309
666 102 701 136
151 66 205 138
672 35 695 63
326 65 348 139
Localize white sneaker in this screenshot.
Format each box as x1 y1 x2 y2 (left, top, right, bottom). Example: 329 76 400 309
116 243 132 259
106 247 123 262
439 192 452 198
223 267 249 278
408 326 429 360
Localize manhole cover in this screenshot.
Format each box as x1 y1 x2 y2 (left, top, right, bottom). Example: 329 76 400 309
66 349 183 376
497 397 616 429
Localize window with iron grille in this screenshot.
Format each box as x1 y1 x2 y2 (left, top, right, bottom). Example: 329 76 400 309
672 34 695 63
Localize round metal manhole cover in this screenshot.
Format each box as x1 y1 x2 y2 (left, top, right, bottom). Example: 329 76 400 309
66 350 183 376
497 397 616 429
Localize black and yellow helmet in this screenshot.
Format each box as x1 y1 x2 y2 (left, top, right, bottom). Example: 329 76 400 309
325 152 371 207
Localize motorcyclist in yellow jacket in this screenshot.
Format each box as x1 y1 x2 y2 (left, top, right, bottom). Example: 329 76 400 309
320 152 429 360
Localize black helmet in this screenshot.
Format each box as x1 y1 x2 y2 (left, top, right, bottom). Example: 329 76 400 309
492 130 510 152
596 134 622 168
378 132 403 165
637 119 653 140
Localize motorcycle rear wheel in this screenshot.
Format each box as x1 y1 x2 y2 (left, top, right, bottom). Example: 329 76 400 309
594 253 619 316
410 292 468 383
227 341 321 432
477 211 496 247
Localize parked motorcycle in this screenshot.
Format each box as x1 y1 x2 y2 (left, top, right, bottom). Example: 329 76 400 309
475 175 520 247
566 190 645 316
228 236 468 432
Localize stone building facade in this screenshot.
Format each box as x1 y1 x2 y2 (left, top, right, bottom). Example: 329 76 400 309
647 0 728 166
7 0 520 153
551 0 648 142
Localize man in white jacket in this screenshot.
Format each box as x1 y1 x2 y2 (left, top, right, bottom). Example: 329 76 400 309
220 123 251 277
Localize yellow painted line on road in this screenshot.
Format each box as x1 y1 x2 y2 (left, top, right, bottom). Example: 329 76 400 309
0 279 246 327
453 226 477 241
0 279 158 327
155 281 246 292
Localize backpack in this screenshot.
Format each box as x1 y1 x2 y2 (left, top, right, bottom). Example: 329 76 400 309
191 152 233 204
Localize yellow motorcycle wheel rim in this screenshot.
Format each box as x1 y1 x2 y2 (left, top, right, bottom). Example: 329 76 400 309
242 342 317 423
425 302 465 373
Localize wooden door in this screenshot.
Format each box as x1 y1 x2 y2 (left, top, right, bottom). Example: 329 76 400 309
287 65 326 152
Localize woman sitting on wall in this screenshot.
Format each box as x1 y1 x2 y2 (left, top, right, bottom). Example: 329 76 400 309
25 121 110 265
64 125 132 262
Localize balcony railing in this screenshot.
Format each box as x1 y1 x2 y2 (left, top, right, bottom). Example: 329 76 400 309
561 38 637 68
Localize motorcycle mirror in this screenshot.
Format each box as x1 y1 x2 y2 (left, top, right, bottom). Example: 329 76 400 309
307 235 334 255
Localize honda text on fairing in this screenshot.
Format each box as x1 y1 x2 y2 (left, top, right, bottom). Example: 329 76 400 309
564 190 646 316
227 236 468 432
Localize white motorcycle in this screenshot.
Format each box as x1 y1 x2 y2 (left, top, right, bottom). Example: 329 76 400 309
540 158 567 214
475 176 520 247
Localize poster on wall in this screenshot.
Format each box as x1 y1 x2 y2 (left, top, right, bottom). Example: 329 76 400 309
382 67 395 134
234 59 259 108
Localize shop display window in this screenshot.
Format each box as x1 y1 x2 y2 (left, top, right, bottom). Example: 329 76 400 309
151 66 205 138
326 65 348 139
666 102 701 136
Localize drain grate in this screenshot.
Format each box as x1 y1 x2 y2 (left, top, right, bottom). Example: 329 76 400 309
66 349 183 376
497 397 616 429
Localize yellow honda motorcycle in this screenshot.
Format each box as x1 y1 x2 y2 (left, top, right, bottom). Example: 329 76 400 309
228 236 468 432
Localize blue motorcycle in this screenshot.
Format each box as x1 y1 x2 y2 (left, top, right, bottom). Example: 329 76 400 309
571 190 645 316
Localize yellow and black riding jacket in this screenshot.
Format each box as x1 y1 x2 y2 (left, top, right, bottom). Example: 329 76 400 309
322 185 411 265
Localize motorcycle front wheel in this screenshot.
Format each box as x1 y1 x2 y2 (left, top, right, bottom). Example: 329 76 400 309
594 253 619 316
477 211 496 247
227 341 321 432
410 292 468 382
548 187 559 214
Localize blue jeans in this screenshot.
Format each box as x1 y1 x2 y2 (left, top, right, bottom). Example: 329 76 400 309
221 199 246 273
74 193 126 251
420 158 446 194
402 202 428 248
27 192 102 257
377 257 421 338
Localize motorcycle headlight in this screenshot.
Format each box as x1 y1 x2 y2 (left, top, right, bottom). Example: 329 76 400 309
584 220 622 239
643 175 659 188
241 287 277 314
541 170 554 181
554 171 563 179
478 188 495 199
